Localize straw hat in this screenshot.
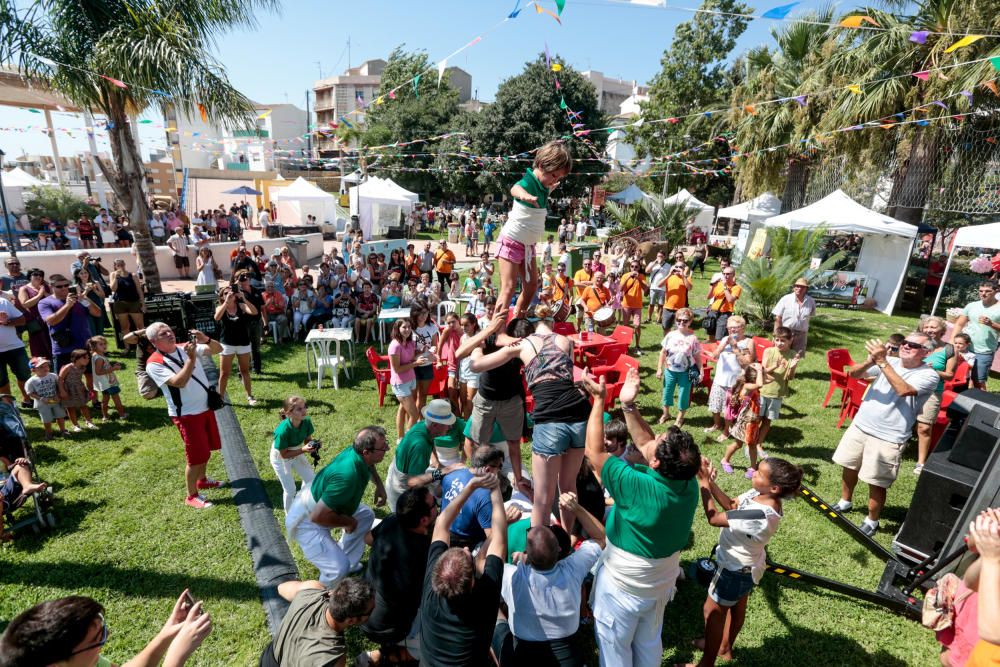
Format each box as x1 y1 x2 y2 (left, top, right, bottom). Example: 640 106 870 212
422 399 456 426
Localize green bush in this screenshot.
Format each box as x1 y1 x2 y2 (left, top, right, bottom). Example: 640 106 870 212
23 185 98 228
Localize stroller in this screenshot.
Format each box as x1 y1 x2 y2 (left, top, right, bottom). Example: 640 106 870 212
0 396 55 535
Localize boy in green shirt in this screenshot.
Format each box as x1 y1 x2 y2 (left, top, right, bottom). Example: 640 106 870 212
758 327 802 455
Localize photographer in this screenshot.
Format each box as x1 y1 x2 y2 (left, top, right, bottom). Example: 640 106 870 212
38 274 102 371
72 267 108 337
213 282 259 406
69 250 110 293
270 395 320 512
657 261 693 332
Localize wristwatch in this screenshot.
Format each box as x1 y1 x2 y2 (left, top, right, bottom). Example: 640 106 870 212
431 468 443 482
877 362 887 369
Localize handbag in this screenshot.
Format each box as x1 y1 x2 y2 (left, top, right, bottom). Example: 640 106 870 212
688 364 702 388
702 310 718 335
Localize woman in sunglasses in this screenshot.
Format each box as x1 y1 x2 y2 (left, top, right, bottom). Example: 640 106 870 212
0 591 212 666
656 307 702 427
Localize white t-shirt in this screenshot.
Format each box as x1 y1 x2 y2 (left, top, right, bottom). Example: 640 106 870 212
414 323 438 366
146 345 213 417
715 489 782 583
650 263 671 292
149 217 166 237
852 357 940 443
167 233 189 258
713 335 752 388
772 293 817 331
502 540 602 641
0 299 26 353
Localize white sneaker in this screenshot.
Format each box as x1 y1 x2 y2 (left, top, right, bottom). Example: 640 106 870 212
247 395 258 406
832 499 853 513
85 421 98 430
71 424 82 433
860 518 880 536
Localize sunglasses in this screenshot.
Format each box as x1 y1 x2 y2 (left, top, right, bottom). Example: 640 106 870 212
676 319 691 324
69 614 109 656
901 340 928 351
53 283 71 288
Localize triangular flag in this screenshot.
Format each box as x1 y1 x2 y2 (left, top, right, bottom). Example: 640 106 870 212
555 0 566 15
413 75 420 98
257 109 272 119
554 78 561 90
960 90 974 103
198 104 207 123
389 90 397 100
508 0 522 18
847 84 863 94
559 97 567 110
839 15 878 28
667 117 680 124
916 120 930 126
138 119 152 124
744 104 757 115
793 95 807 106
931 100 949 110
761 2 798 19
982 81 999 97
375 96 384 105
101 75 128 88
165 126 177 132
535 3 562 24
552 63 562 72
909 30 929 44
990 56 1000 71
944 35 983 53
27 108 41 114
913 71 930 81
437 59 447 87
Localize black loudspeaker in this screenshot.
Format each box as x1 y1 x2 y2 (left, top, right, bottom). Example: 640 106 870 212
946 392 1000 470
144 294 190 341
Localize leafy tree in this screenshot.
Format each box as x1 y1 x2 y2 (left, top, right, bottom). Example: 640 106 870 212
24 185 98 227
361 46 460 198
0 0 275 291
630 0 751 206
470 54 609 199
432 110 483 199
605 199 693 250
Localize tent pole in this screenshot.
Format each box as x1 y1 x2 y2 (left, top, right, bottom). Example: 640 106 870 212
930 248 957 316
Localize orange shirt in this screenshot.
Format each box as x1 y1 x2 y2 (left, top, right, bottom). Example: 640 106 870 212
434 249 456 273
405 255 422 280
582 285 611 315
709 281 742 313
552 274 573 303
664 274 688 310
966 641 1000 667
573 269 593 299
620 274 647 309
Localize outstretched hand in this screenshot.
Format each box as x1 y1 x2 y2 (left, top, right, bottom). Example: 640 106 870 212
864 339 887 364
619 367 641 405
580 372 607 399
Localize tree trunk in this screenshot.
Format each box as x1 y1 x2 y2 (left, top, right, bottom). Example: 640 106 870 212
888 129 939 226
781 160 810 213
99 97 162 293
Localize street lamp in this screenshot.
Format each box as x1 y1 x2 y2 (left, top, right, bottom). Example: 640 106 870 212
0 149 16 258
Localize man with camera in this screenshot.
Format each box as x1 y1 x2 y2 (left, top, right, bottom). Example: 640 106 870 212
38 274 103 371
145 322 227 510
70 251 110 293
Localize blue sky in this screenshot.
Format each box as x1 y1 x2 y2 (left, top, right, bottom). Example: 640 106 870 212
0 0 833 160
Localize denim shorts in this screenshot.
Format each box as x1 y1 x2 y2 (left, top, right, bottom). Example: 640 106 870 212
973 350 997 385
392 379 416 398
709 566 755 607
761 396 783 421
414 364 435 382
531 421 586 457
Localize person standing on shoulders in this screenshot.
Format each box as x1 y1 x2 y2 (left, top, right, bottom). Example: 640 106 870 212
772 278 817 353
953 281 1000 390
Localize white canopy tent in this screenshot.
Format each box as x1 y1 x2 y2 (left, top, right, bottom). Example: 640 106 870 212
349 177 415 238
2 166 42 213
763 189 918 315
930 222 1000 315
270 177 338 227
717 192 782 222
374 177 420 204
664 188 715 230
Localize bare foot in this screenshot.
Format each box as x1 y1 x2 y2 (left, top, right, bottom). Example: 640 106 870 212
22 481 47 497
691 637 733 661
658 414 671 424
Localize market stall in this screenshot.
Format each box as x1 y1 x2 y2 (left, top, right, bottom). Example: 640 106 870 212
762 189 918 315
270 177 338 232
606 184 652 205
664 187 715 232
2 166 42 213
348 177 415 238
930 221 1000 315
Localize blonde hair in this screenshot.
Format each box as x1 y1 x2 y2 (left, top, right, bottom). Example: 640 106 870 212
676 307 695 323
86 336 108 353
534 303 555 320
534 141 573 174
726 315 746 328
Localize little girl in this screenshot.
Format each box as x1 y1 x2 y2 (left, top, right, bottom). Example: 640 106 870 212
720 365 763 475
270 395 318 512
388 319 427 440
436 312 462 412
457 314 481 420
687 456 802 667
89 336 126 421
58 349 97 432
498 141 573 319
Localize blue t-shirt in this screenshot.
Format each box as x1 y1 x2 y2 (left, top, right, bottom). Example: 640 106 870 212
440 468 493 542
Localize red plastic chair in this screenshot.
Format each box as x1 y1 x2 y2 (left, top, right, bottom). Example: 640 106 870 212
930 389 958 448
589 355 640 409
837 377 870 428
425 365 450 399
553 321 577 336
944 360 970 393
822 348 856 408
584 342 628 369
610 325 634 348
752 336 775 363
366 346 392 407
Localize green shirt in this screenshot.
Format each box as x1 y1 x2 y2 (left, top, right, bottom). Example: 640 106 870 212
311 446 370 516
602 456 698 559
434 417 468 453
760 346 794 399
273 417 315 450
962 300 1000 354
396 422 435 476
506 517 531 563
516 168 548 208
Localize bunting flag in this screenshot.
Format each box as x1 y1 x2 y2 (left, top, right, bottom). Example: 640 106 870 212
413 75 420 98
944 35 983 53
838 15 878 28
339 116 353 128
552 63 562 72
437 59 447 86
559 97 568 110
389 90 396 100
150 89 171 98
960 90 974 103
744 104 757 115
165 126 177 132
555 0 566 15
793 95 807 106
535 3 562 24
544 42 551 68
983 81 1000 97
508 0 522 18
198 104 207 123
913 71 930 81
101 75 128 88
138 119 152 124
991 56 1000 71
376 96 384 105
28 108 41 114
909 30 929 44
931 100 949 109
554 77 561 90
847 84 863 94
257 109 272 119
761 2 798 19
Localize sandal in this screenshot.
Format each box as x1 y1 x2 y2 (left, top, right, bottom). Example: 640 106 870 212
721 461 734 474
715 433 729 443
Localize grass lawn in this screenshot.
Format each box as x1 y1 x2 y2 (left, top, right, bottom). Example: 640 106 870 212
1 257 951 666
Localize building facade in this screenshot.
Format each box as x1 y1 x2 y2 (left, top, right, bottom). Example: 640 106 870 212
580 70 650 116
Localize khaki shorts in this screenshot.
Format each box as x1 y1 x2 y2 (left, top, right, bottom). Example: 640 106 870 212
469 393 523 445
916 391 942 425
832 422 905 489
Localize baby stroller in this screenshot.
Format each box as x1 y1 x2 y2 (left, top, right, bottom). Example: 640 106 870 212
0 396 56 535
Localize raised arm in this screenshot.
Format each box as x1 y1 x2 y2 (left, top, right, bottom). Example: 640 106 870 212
617 367 656 449
559 491 606 547
455 310 506 360
432 473 496 544
485 479 508 562
850 339 918 397
580 374 610 483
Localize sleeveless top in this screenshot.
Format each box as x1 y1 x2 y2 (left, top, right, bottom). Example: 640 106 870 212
524 333 590 424
114 272 141 302
500 200 547 245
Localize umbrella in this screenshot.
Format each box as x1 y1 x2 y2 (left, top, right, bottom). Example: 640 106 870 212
223 185 263 195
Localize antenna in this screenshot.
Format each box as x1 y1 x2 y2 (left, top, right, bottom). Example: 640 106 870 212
315 61 323 79
347 36 351 71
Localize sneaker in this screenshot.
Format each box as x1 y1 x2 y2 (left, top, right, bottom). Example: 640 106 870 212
185 494 213 509
832 499 853 513
19 400 32 410
704 426 719 434
745 467 756 479
859 518 880 536
247 395 258 406
721 461 734 474
197 477 225 490
913 464 923 475
71 425 82 433
85 421 98 430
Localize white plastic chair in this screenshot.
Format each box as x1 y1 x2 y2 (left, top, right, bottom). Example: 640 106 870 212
307 339 345 389
437 300 457 323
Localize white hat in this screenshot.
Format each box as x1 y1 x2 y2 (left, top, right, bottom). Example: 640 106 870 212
422 399 456 426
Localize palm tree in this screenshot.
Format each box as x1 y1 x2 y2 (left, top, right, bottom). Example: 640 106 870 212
0 0 277 291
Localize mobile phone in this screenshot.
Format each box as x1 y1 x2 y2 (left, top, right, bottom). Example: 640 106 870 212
181 590 199 614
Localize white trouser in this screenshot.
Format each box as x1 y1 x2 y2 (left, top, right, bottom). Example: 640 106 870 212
269 448 315 512
293 311 309 332
286 494 375 586
384 460 409 514
592 564 670 667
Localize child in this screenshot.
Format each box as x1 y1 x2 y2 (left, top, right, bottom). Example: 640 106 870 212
25 358 67 439
58 349 97 431
388 319 427 441
686 456 803 667
436 312 462 413
464 216 478 256
88 336 127 421
271 396 318 512
706 316 753 442
460 267 481 295
720 365 763 475
756 327 801 462
886 333 905 358
457 314 481 420
498 141 573 318
952 332 975 392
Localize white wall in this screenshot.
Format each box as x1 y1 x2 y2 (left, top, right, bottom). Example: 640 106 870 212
0 233 325 282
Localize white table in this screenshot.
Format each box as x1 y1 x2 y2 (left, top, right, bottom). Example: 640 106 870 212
450 294 475 316
377 307 412 351
305 328 355 383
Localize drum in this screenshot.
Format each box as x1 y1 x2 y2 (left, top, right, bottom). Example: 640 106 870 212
554 299 571 322
594 306 616 329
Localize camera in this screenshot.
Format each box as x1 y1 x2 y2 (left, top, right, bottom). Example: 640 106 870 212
90 256 101 263
309 439 322 467
68 285 78 296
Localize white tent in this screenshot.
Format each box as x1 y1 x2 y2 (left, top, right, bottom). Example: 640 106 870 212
373 177 420 204
717 192 782 222
664 188 715 230
270 177 338 228
763 189 918 315
2 167 43 213
349 178 414 238
931 221 1000 315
